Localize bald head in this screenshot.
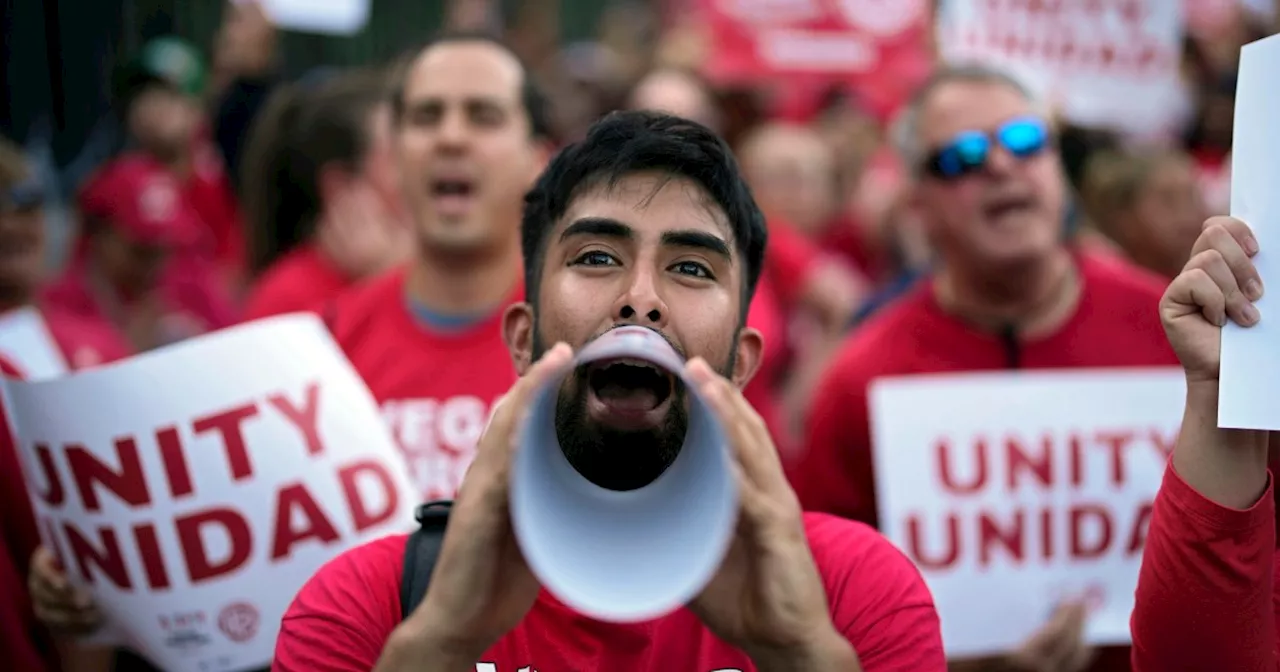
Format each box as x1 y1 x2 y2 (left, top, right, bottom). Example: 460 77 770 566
627 68 718 131
737 122 836 234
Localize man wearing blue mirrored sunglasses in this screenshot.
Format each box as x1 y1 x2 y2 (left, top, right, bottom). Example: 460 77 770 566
796 64 1184 672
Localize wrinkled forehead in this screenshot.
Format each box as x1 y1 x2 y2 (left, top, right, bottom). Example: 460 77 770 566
917 80 1038 148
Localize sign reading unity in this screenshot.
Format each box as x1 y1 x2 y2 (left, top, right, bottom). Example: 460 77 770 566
2 313 417 672
869 368 1184 657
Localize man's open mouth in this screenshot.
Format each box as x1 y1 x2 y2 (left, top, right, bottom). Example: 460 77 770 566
584 357 675 429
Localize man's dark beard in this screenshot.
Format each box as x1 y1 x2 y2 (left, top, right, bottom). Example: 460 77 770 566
532 322 738 491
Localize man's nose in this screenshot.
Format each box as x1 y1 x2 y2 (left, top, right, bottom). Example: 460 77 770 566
984 144 1021 178
613 267 669 328
434 111 471 150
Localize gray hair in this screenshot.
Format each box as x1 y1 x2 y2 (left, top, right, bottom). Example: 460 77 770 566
891 63 1045 178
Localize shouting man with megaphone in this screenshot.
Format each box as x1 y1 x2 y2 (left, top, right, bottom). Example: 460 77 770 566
273 108 946 671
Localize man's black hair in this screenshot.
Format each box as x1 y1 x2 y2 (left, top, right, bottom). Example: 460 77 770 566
389 31 553 142
521 110 768 322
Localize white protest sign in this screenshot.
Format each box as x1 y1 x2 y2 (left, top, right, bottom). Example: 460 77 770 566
934 0 1186 140
0 307 68 380
870 368 1184 657
1219 33 1280 430
239 0 371 36
2 313 417 672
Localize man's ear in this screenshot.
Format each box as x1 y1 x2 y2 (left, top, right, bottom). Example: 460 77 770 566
730 326 764 390
503 302 535 375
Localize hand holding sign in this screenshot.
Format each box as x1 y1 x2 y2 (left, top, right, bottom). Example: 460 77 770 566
1161 215 1262 386
29 546 101 633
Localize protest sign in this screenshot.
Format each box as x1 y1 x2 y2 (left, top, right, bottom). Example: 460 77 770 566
0 306 68 380
870 368 1184 657
935 0 1186 140
3 313 417 672
698 0 934 120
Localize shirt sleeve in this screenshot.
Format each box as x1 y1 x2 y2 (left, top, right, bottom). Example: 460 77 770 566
1130 461 1277 672
809 514 946 671
273 535 407 672
792 352 881 527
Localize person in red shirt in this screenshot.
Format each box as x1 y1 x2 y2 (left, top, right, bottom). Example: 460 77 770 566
44 155 237 352
1130 215 1275 670
275 108 944 672
324 35 553 503
115 36 248 285
793 64 1180 671
0 140 125 671
240 68 410 321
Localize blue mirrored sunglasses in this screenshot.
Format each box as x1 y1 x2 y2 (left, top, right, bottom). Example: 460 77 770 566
924 116 1050 180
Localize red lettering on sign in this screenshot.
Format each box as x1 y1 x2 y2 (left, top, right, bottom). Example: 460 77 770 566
63 523 131 588
936 437 989 494
339 460 399 532
193 403 260 481
66 439 150 512
44 457 399 591
268 382 324 457
156 425 193 499
177 508 252 583
901 500 1152 570
271 484 340 560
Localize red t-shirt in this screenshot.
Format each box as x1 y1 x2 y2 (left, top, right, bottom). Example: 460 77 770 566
244 245 351 322
274 513 945 671
42 257 239 349
1131 462 1278 671
794 251 1178 670
39 304 133 369
326 268 520 502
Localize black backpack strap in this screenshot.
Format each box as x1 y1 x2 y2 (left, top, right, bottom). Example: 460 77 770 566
400 500 453 621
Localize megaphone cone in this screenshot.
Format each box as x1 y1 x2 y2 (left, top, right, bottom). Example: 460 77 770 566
510 326 739 622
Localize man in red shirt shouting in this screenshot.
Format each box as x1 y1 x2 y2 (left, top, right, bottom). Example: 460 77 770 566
273 111 945 671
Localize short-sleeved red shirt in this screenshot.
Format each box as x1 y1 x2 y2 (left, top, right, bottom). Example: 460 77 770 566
274 513 945 671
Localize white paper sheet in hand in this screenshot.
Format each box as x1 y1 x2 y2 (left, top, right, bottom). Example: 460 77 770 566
1219 33 1280 430
241 0 370 36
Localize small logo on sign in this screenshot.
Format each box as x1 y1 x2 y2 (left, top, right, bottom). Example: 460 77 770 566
217 602 259 643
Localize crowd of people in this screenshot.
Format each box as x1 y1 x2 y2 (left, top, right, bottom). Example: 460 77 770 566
1 1 1278 670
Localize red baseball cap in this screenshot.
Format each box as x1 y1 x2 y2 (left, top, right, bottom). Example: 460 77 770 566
78 154 202 248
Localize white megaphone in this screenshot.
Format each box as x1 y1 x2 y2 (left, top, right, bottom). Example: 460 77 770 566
510 326 739 623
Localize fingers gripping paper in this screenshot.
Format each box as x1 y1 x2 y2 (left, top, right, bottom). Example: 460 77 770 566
1219 33 1280 430
1 314 417 672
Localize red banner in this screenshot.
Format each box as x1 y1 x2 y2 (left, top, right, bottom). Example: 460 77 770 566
700 0 936 121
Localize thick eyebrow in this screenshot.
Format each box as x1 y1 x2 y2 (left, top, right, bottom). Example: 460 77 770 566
559 217 634 243
558 217 732 264
661 230 732 263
